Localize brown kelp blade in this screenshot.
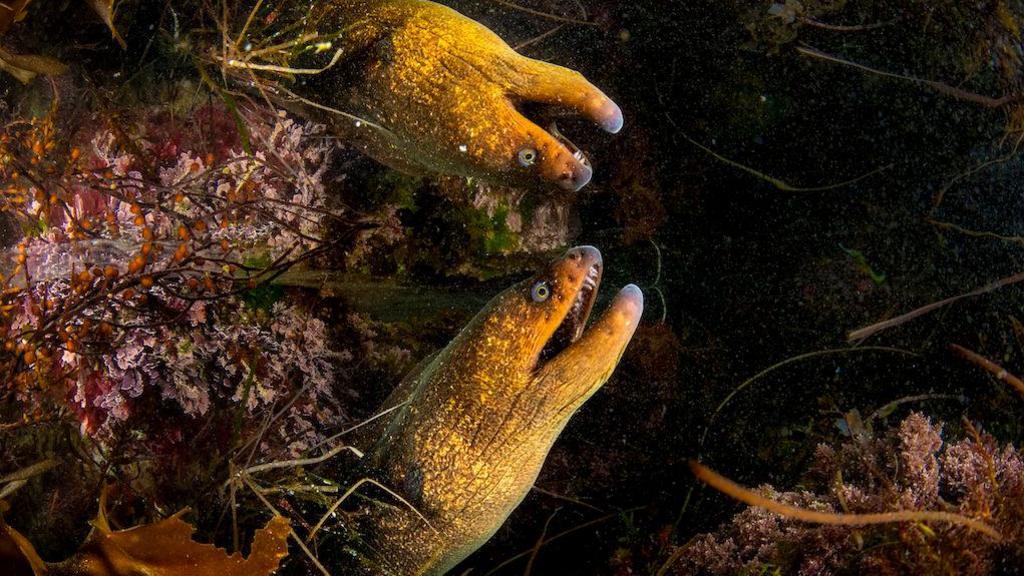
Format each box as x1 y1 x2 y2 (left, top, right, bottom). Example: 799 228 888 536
0 47 67 83
0 506 46 576
688 460 1002 540
0 0 69 83
0 0 31 36
83 0 126 49
0 501 290 576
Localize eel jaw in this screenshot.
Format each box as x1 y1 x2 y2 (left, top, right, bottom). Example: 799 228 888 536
539 259 602 363
549 121 592 172
533 282 644 414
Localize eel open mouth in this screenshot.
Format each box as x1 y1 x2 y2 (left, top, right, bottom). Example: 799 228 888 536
549 121 592 170
540 259 602 362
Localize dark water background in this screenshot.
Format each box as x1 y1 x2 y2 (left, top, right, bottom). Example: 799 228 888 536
447 1 1024 573
2 1 1024 574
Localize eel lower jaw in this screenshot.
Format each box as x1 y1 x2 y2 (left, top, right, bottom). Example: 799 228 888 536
564 283 645 366
596 99 625 135
538 98 624 135
608 284 645 329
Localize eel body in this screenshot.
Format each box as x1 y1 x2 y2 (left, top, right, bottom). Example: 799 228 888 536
246 0 623 191
344 246 642 574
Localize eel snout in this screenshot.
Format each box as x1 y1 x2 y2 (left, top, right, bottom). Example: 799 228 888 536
552 148 593 192
514 75 623 192
541 245 603 359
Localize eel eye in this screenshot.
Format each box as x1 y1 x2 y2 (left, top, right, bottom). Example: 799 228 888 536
517 148 538 167
530 280 551 303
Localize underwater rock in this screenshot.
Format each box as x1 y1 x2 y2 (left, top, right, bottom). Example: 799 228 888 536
469 182 581 254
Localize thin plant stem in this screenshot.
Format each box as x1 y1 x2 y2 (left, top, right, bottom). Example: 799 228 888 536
796 44 1020 109
950 343 1024 399
307 477 435 542
490 0 595 26
699 347 918 450
848 271 1024 341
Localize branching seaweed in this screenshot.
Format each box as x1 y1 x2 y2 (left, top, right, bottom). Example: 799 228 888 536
688 460 1003 540
672 413 1024 575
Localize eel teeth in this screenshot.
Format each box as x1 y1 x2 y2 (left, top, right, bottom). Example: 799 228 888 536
549 122 592 168
570 264 601 340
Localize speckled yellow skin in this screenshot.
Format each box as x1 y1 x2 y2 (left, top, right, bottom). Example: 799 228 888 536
286 0 623 191
345 247 642 575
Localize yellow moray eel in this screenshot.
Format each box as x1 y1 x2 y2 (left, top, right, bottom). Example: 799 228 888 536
344 246 642 574
259 0 623 191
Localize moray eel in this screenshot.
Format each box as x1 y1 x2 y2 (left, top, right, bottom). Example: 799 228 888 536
266 0 623 191
344 246 642 574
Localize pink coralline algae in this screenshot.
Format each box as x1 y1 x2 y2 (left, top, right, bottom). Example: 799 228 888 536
672 413 1024 576
4 107 348 457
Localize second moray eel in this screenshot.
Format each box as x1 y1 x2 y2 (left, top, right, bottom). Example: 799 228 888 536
341 246 642 574
241 0 623 192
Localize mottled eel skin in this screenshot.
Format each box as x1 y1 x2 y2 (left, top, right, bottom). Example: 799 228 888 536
271 0 623 191
343 246 642 575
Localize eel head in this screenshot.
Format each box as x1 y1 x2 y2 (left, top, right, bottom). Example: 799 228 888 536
473 245 643 401
356 246 641 574
297 0 623 192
